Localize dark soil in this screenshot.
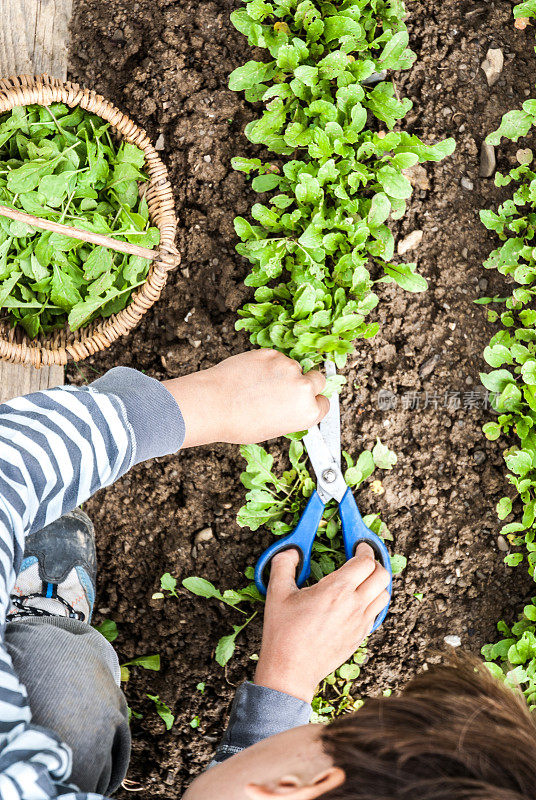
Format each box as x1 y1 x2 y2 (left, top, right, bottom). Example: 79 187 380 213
67 1 535 796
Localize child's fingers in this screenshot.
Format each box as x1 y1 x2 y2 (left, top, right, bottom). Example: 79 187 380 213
363 589 391 630
266 549 300 600
313 394 330 423
354 563 391 608
303 369 327 395
333 545 376 588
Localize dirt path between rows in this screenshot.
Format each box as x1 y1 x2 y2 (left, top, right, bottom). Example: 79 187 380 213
68 1 534 795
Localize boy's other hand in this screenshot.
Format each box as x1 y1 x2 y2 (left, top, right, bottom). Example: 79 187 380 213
254 544 391 704
164 349 329 448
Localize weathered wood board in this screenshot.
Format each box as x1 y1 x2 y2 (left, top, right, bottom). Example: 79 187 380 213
0 0 72 80
0 362 65 403
0 0 72 402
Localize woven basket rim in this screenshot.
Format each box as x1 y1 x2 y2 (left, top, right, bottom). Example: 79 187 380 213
0 73 180 368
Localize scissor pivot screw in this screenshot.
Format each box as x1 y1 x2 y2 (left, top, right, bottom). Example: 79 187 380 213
322 468 337 484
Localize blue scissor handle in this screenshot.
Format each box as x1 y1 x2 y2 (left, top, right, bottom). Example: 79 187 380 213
255 491 325 596
339 488 392 632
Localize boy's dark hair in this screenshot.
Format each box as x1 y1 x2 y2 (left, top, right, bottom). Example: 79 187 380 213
321 652 536 800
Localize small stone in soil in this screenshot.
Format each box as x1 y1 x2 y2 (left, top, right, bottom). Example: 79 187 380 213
403 163 430 191
497 536 509 552
397 229 423 255
461 177 474 190
165 769 178 786
155 134 165 150
444 635 461 647
418 353 440 378
195 527 214 544
481 47 503 86
473 450 486 465
479 142 496 177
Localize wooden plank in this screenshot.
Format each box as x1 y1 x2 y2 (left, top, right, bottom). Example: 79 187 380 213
0 0 71 402
0 363 64 403
0 0 72 80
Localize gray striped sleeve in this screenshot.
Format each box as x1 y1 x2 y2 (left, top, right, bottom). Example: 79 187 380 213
90 367 185 466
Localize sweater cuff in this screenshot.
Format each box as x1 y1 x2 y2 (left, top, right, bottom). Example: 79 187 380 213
90 367 185 466
213 682 312 764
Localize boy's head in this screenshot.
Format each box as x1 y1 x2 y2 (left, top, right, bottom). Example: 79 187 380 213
184 653 536 800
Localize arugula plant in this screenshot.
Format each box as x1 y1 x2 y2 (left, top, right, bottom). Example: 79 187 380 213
94 618 119 643
181 440 406 717
178 1 438 718
229 0 455 368
94 618 164 723
120 654 161 684
480 0 536 707
0 103 159 337
146 694 175 731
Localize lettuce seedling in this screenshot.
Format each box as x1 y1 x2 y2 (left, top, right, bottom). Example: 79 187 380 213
480 0 536 705
229 0 455 367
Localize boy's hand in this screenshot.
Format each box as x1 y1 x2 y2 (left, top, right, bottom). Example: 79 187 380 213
164 349 329 448
253 544 391 704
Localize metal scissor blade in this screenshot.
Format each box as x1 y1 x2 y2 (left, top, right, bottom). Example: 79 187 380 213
303 426 347 504
319 359 341 469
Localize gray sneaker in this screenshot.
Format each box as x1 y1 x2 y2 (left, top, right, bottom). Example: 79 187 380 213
8 509 97 624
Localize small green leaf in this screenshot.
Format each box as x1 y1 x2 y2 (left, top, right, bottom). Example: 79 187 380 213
215 631 238 666
504 553 524 567
50 265 81 311
229 60 273 91
372 438 397 469
83 246 113 280
94 619 119 643
0 271 22 306
390 553 407 575
338 663 361 681
486 110 534 145
123 654 160 671
161 572 179 597
368 192 391 226
497 497 513 520
383 262 428 293
147 694 174 730
182 577 223 601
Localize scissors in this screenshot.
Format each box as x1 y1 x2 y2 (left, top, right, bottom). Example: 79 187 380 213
254 361 392 633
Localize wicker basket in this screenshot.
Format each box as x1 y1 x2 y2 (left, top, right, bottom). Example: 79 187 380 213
0 74 180 368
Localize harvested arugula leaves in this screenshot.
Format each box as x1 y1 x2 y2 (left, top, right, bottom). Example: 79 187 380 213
0 103 160 337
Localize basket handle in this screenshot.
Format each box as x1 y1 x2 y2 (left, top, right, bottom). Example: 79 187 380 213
0 204 158 260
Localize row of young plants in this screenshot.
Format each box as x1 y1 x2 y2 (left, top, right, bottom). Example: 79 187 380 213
480 0 536 710
176 0 455 718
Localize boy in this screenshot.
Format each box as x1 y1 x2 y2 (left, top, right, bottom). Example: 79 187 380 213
1 350 534 799
0 348 389 798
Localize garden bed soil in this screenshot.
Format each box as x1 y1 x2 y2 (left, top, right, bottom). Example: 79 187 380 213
68 1 535 796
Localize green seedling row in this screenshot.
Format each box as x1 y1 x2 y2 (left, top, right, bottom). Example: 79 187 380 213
480 0 536 711
178 0 454 719
230 0 455 368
